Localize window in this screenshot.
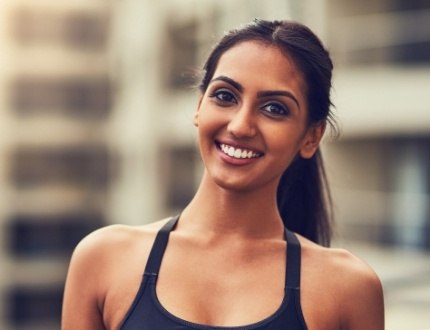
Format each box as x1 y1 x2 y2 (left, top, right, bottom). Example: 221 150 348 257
12 7 109 50
11 146 111 188
7 285 63 325
10 77 111 119
8 213 104 258
162 18 199 89
327 0 430 65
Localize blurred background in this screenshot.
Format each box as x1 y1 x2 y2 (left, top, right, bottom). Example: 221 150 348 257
0 0 428 329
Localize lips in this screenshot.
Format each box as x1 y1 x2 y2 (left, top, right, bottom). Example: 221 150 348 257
216 142 263 159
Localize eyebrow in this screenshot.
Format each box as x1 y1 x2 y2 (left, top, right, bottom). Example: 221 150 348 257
257 90 300 109
210 75 243 92
209 75 300 109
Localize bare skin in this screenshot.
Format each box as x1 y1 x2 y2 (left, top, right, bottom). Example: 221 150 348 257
62 204 384 329
62 41 384 329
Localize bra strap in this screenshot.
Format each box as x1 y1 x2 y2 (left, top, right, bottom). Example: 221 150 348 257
144 215 179 276
285 229 301 290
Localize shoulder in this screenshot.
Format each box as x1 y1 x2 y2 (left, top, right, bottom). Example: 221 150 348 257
62 218 172 329
299 237 384 329
299 236 382 287
74 223 150 253
327 247 384 328
321 246 382 298
73 218 172 254
70 217 173 268
65 218 172 300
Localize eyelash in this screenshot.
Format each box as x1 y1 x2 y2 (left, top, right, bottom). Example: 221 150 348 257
209 88 290 118
261 102 290 118
209 89 237 105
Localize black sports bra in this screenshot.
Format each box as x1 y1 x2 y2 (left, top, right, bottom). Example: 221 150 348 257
120 215 308 329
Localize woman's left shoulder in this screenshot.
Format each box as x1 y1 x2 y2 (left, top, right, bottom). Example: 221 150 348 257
299 237 385 329
299 236 381 286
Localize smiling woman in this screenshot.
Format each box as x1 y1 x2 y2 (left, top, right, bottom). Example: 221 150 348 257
62 19 384 330
195 41 316 197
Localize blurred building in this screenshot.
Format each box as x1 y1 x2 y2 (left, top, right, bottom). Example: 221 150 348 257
0 0 429 329
322 0 430 249
0 1 112 329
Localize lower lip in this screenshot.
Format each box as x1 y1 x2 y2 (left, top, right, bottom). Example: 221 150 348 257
216 144 262 166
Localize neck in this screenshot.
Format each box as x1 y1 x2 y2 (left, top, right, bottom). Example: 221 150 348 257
180 172 284 239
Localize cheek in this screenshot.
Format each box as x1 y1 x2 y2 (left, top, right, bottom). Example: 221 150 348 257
266 125 302 149
198 107 226 136
197 112 219 151
264 126 305 162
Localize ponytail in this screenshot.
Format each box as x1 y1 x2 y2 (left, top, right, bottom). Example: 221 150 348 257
277 149 333 246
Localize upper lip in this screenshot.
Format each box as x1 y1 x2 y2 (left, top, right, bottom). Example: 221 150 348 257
215 139 264 155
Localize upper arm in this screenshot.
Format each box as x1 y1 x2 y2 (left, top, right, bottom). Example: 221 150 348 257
62 228 111 330
339 253 385 330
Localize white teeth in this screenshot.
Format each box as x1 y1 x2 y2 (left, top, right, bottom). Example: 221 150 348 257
219 143 260 159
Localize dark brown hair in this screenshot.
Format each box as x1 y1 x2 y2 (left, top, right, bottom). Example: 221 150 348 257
199 19 336 246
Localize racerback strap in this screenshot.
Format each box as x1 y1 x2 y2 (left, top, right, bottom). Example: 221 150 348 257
285 229 302 290
144 215 179 276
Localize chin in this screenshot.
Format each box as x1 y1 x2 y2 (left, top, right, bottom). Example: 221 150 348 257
212 174 280 194
211 175 254 193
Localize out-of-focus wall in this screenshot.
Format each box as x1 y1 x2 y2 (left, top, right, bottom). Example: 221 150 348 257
0 1 113 329
323 0 430 249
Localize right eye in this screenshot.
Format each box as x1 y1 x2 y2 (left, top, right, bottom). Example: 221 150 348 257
209 90 237 104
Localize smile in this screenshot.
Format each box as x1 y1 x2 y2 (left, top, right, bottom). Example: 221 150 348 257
219 143 262 159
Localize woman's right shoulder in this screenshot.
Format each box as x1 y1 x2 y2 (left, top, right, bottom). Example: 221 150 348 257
71 218 172 264
65 218 173 302
62 218 173 329
66 218 174 289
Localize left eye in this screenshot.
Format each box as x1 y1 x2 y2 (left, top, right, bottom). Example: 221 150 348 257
262 103 289 117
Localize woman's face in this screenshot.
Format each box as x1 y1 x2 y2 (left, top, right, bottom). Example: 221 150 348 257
195 41 324 192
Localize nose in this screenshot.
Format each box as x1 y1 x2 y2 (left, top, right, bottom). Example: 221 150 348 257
227 106 257 138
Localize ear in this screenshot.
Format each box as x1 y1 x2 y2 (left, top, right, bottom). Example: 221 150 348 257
193 112 199 127
193 95 203 127
299 121 326 159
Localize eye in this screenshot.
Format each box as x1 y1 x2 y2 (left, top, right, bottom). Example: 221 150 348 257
209 89 237 105
261 102 290 118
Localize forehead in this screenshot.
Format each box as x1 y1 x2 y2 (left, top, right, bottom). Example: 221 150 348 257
212 41 306 94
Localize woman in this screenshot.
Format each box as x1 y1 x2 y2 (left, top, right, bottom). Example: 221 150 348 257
62 19 384 329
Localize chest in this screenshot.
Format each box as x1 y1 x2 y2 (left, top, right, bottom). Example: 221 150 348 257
103 236 340 330
156 240 287 326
